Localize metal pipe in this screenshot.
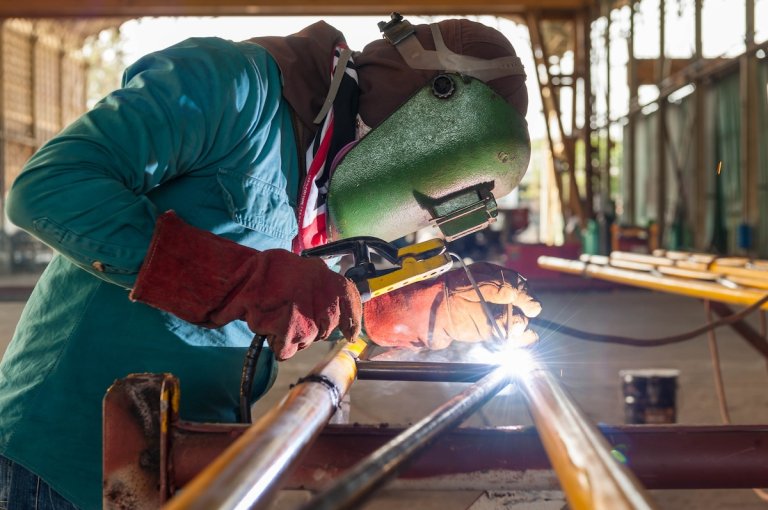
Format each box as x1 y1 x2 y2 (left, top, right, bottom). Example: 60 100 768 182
166 423 768 495
304 365 512 510
356 360 496 382
163 337 367 510
707 301 768 360
519 362 658 510
538 256 768 309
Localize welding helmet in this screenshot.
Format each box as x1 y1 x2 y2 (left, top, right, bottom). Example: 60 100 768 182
326 14 530 243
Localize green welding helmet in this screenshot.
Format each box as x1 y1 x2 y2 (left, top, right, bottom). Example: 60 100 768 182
326 15 531 243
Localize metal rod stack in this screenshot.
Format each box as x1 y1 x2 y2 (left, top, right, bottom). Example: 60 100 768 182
539 251 768 308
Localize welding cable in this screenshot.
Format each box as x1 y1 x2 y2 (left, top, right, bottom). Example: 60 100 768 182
532 291 768 347
239 334 267 423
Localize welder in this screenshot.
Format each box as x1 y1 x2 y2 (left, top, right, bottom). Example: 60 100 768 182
0 15 540 510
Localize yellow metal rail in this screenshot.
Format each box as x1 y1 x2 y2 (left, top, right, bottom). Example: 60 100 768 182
519 362 658 510
538 255 768 309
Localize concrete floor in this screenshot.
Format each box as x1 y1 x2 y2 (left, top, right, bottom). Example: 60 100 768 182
2 282 768 508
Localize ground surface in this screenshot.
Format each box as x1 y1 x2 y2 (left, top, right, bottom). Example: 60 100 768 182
1 277 767 509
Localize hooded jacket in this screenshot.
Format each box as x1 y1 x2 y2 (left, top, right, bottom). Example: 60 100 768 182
1 37 298 510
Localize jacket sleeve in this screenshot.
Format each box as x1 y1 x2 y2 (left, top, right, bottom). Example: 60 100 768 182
6 37 272 288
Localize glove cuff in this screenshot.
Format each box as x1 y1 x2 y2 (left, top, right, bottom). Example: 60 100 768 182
363 280 453 350
130 211 259 326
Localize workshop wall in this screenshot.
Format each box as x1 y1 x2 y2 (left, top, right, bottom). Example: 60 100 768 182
1 19 88 197
625 61 768 257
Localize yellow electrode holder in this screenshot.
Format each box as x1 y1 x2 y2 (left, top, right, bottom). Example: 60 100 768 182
302 236 453 302
365 238 452 299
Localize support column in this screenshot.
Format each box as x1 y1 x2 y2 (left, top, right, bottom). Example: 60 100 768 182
741 0 758 254
626 1 637 225
656 0 667 246
693 0 706 249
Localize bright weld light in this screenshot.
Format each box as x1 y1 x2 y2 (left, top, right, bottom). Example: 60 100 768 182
472 344 537 378
498 347 536 378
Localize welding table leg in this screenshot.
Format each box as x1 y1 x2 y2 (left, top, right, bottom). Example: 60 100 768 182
708 300 768 361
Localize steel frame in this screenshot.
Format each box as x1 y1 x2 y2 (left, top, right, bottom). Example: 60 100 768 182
104 355 768 509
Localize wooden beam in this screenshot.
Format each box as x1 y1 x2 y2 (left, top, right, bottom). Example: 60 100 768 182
0 0 592 18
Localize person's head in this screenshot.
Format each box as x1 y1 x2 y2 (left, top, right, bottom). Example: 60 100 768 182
356 14 528 128
326 14 531 243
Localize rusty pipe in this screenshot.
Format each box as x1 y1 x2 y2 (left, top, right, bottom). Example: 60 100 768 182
304 364 512 510
519 361 658 510
163 337 367 510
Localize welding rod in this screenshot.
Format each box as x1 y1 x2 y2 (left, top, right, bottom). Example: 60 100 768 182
518 361 658 510
303 364 512 510
163 338 367 510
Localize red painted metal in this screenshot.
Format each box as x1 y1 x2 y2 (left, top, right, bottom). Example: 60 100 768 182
102 373 178 510
165 422 768 491
104 374 768 509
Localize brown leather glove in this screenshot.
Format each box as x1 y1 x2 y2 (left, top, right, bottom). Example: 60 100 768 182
131 211 362 360
363 262 540 350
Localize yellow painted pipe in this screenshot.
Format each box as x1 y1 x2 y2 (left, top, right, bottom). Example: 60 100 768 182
519 362 657 510
538 256 768 309
611 251 768 282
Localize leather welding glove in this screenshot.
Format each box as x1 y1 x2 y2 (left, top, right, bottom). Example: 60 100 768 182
130 211 362 360
363 262 541 350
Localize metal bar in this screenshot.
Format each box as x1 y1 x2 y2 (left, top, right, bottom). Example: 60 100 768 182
527 10 585 227
0 0 592 17
526 10 568 222
581 5 594 221
356 360 496 382
170 423 768 492
656 0 667 246
603 0 612 219
741 0 758 239
625 38 768 117
693 0 705 249
163 337 367 510
519 362 658 510
626 0 637 224
708 301 768 361
303 366 512 510
104 373 179 509
538 256 768 311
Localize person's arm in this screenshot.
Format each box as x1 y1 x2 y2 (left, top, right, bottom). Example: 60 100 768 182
6 37 270 288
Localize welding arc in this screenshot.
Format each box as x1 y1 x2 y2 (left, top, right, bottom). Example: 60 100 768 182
533 292 768 347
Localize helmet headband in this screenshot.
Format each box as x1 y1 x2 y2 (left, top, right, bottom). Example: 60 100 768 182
379 14 526 82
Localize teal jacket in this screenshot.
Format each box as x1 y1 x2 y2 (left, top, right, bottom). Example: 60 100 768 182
1 37 299 510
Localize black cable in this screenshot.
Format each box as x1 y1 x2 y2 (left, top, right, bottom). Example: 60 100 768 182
532 292 768 347
239 334 266 424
